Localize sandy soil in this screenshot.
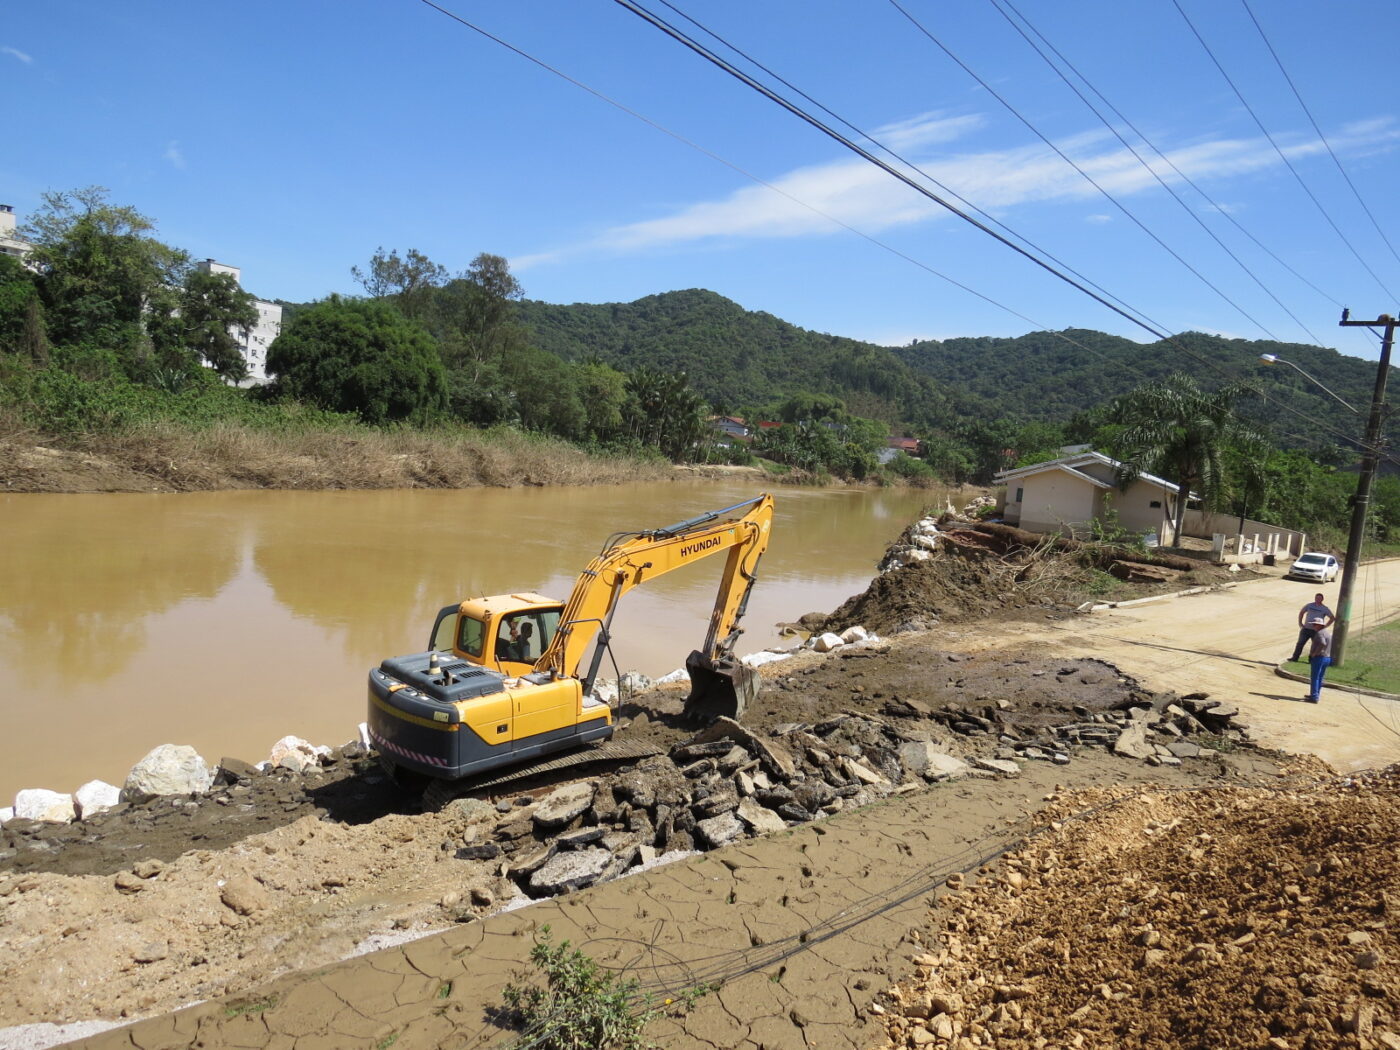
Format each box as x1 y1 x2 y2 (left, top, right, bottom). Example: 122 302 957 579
874 767 1400 1050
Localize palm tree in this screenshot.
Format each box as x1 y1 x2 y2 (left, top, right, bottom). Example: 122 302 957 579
1108 373 1261 546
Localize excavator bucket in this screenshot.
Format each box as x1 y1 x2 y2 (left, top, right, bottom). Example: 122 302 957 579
682 649 758 723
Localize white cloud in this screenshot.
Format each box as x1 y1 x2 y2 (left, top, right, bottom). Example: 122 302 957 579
521 114 1400 265
2 46 32 64
163 141 186 169
1085 213 1113 224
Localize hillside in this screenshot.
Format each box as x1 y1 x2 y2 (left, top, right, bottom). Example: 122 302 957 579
519 289 1389 448
897 327 1389 443
516 289 986 429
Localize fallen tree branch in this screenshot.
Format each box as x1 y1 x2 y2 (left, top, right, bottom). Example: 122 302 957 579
966 522 1199 572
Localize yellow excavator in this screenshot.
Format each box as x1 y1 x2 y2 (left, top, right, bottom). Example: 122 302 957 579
367 493 774 792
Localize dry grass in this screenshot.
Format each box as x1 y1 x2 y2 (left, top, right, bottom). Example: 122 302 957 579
0 423 675 493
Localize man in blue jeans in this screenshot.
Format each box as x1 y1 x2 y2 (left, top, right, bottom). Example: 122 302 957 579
1305 620 1333 703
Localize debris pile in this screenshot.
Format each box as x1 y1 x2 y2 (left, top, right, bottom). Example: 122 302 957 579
881 687 1251 768
874 766 1400 1050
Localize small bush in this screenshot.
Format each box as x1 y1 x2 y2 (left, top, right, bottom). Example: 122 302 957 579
500 926 654 1050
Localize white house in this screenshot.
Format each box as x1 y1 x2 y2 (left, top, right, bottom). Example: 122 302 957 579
994 449 1305 558
195 259 281 386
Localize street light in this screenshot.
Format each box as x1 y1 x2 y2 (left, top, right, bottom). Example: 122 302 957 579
1258 354 1360 414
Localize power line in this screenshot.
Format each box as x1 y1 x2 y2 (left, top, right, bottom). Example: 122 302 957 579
986 0 1330 349
1241 0 1400 277
1170 0 1400 305
412 0 1394 467
887 0 1285 343
609 0 1394 464
651 0 1169 346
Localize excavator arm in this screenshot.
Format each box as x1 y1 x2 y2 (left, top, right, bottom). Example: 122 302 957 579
533 493 774 719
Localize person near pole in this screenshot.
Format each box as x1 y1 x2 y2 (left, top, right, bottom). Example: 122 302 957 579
1304 620 1333 703
1290 592 1334 662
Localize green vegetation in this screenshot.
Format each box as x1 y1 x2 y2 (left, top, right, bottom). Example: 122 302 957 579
1106 373 1262 542
500 926 654 1050
266 296 447 425
3 187 1396 512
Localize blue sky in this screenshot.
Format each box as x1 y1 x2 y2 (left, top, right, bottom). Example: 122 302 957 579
4 1 1397 362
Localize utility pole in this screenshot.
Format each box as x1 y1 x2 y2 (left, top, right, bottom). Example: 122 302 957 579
1333 310 1395 666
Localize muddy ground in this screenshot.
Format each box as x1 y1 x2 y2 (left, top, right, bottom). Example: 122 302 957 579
0 631 1253 1034
873 766 1400 1050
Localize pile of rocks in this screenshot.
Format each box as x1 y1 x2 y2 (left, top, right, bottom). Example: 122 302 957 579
448 714 978 902
0 734 347 829
883 688 1249 768
879 517 943 572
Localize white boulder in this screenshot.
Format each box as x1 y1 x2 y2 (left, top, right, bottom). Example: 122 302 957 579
655 668 689 685
619 671 652 694
15 789 76 823
589 679 620 705
839 626 870 645
811 632 846 653
0 807 12 824
74 780 122 819
123 744 214 801
268 735 322 773
741 650 792 669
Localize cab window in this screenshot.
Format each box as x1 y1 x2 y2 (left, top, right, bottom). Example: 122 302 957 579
457 616 485 658
496 608 562 665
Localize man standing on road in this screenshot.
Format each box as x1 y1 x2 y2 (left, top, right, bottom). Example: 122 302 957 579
1305 620 1333 703
1290 592 1335 662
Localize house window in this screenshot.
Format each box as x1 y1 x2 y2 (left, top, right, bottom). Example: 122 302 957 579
1149 500 1161 508
1015 487 1023 503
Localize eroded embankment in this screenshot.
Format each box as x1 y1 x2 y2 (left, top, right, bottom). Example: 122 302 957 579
0 427 680 493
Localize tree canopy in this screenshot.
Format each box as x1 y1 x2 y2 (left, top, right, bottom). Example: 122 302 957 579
266 296 447 425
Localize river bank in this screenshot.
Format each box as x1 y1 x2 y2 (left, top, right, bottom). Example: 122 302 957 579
0 425 682 494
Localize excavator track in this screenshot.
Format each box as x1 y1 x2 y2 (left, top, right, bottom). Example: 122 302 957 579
421 737 664 811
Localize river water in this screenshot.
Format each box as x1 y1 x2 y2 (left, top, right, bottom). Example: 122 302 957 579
0 481 946 802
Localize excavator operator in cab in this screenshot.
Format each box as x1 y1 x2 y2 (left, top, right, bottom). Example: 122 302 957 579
502 618 535 663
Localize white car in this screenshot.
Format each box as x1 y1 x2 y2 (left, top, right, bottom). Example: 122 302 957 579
1288 552 1339 583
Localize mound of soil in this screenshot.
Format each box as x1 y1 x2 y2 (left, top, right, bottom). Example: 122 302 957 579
875 765 1400 1049
824 549 1051 634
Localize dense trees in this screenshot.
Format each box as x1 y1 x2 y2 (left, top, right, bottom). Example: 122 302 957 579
11 187 258 384
266 297 447 425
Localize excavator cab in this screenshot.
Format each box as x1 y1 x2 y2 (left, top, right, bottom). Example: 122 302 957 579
427 597 563 676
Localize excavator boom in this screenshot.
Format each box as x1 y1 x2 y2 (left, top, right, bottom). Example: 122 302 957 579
535 493 774 719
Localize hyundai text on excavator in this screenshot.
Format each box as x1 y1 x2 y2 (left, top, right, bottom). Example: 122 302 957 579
367 494 774 794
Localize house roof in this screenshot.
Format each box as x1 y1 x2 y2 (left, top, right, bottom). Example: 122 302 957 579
995 451 1192 498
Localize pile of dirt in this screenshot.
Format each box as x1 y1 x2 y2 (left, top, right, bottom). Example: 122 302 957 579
823 546 1058 634
874 765 1400 1049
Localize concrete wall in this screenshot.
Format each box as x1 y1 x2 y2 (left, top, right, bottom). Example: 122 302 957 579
1182 509 1307 559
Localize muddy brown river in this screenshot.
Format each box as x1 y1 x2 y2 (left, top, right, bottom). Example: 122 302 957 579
0 481 948 802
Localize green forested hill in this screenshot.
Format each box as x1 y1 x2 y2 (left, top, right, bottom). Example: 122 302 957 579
519 289 1389 449
896 327 1386 440
516 288 987 429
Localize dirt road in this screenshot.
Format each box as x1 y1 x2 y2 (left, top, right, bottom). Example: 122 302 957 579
938 558 1400 772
